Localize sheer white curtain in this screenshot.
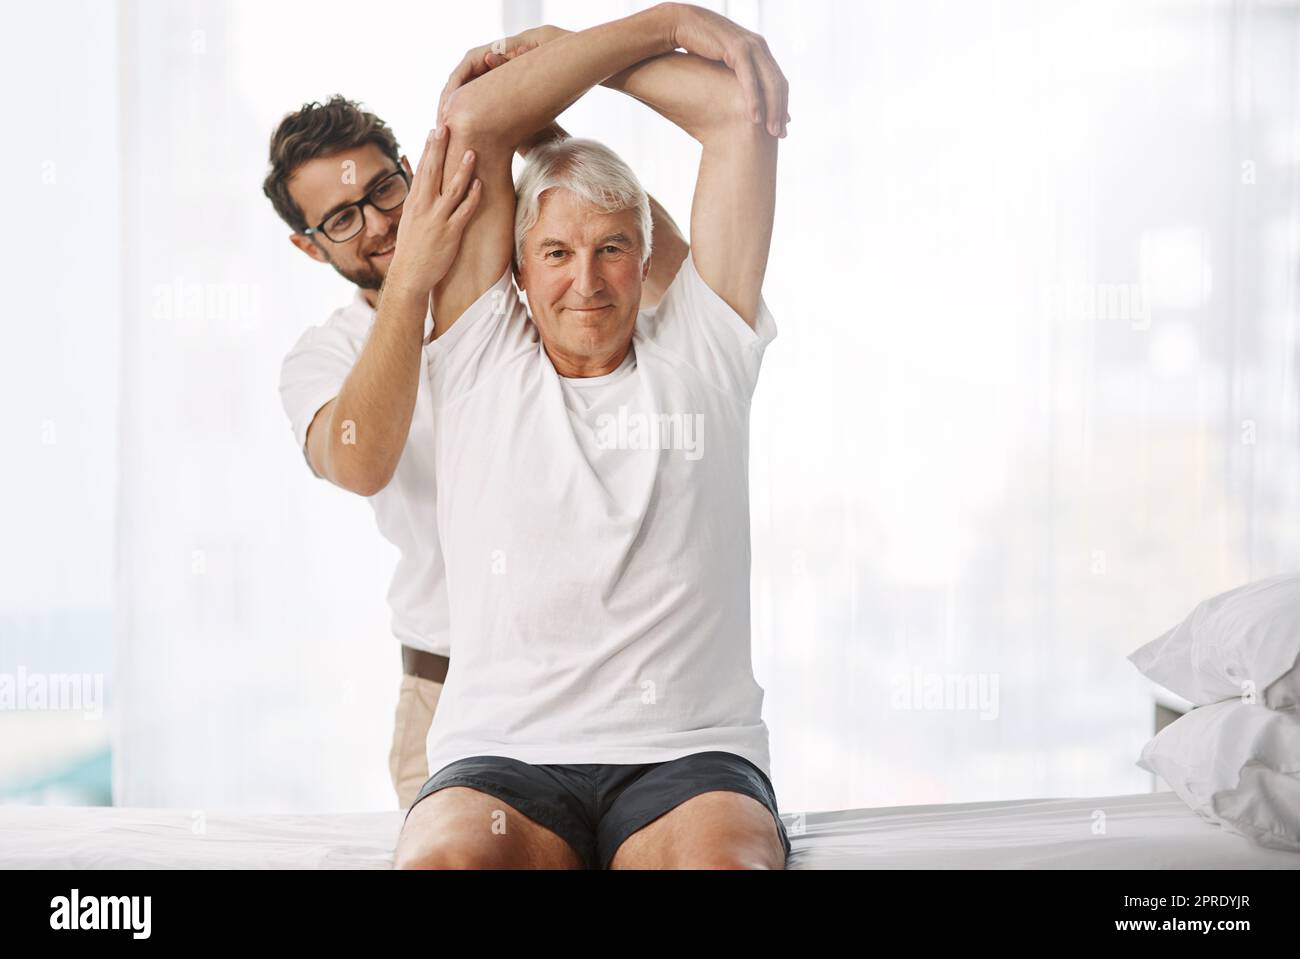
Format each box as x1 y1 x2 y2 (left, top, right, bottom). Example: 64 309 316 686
100 0 1300 813
747 0 1300 811
111 0 502 808
0 0 119 805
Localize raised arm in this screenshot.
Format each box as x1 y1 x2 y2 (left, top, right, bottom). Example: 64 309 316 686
428 3 787 335
473 6 787 327
309 126 481 495
428 6 678 336
603 47 784 327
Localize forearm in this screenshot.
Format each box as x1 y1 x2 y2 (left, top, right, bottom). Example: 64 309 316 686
444 5 676 152
601 36 776 322
602 50 747 143
517 20 744 144
322 284 426 495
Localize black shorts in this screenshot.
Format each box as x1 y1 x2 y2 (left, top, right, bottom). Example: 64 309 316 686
406 750 791 870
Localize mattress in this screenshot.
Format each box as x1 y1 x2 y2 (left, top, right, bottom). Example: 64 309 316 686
1 791 1296 869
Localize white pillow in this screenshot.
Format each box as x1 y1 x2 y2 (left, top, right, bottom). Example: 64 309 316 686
1128 573 1300 712
1137 700 1300 852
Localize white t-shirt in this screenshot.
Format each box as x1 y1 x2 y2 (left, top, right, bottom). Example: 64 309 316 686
278 290 450 656
423 253 778 778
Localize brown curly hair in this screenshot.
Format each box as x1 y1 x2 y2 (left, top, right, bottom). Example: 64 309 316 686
262 95 401 232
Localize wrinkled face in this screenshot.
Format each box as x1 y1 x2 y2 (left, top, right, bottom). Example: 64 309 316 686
516 188 650 375
286 143 409 291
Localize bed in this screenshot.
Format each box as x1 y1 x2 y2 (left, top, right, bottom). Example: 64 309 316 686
2 790 1296 868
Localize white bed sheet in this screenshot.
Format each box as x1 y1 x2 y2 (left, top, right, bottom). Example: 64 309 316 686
1 791 1296 869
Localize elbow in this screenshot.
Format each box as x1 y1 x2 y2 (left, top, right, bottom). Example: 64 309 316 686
718 87 757 130
350 477 388 499
440 87 480 135
351 467 394 498
701 93 779 153
702 79 780 153
441 88 509 152
694 87 763 145
331 459 394 499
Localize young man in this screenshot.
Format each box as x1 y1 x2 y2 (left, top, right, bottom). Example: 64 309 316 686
393 2 789 869
265 95 689 807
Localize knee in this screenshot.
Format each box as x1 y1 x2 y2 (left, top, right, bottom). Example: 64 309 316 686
686 854 774 870
676 844 785 870
393 837 481 870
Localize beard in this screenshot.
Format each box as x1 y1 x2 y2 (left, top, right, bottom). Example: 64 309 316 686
327 256 383 291
323 232 395 291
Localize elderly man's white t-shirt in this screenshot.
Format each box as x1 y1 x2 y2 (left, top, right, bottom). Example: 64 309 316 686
278 291 450 656
423 253 777 779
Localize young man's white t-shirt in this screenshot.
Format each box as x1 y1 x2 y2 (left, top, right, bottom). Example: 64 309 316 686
278 292 450 656
423 252 778 779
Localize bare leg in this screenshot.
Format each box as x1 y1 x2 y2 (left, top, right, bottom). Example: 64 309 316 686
394 785 586 869
607 791 786 870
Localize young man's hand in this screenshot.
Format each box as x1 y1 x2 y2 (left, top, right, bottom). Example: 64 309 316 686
385 124 483 301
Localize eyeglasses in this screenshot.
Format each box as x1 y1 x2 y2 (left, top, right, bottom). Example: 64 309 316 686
303 168 410 244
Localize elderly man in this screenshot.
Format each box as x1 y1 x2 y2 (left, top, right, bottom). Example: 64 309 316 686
393 2 788 869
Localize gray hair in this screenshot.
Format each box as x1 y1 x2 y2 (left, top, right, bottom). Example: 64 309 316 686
514 137 653 269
